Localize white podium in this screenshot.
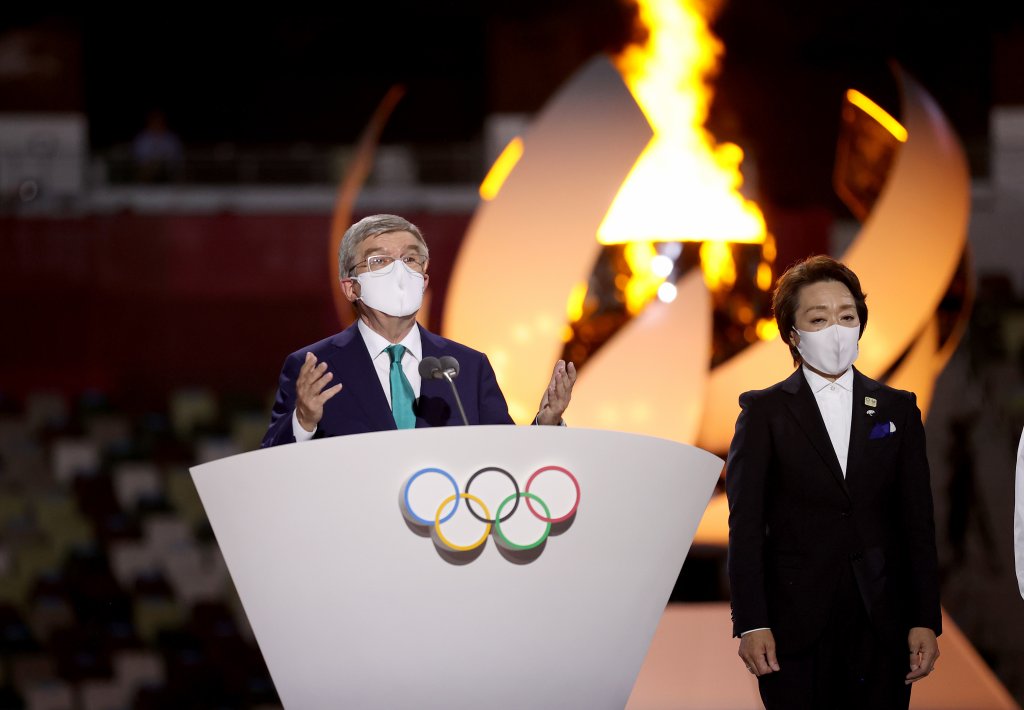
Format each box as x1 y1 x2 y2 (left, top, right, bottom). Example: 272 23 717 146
190 426 723 709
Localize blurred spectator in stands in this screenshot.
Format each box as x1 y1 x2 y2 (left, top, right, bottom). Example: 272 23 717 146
132 109 183 182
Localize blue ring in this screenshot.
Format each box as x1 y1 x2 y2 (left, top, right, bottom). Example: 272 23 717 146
404 467 460 526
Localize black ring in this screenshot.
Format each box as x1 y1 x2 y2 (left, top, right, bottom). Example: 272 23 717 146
464 467 520 523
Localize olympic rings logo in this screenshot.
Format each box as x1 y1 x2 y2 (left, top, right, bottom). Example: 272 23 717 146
401 465 581 555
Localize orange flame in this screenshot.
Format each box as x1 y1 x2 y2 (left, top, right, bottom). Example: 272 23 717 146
598 0 766 248
623 242 665 314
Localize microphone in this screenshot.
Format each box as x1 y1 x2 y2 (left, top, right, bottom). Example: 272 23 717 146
418 357 442 380
418 355 469 426
439 356 459 378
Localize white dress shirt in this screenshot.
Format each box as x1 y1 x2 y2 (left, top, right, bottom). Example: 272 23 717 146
1015 426 1024 600
292 320 422 441
802 365 854 477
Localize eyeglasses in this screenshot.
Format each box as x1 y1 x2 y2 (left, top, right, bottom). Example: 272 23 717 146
349 254 427 275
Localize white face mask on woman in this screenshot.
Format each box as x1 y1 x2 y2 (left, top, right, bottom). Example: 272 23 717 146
355 260 425 317
794 323 860 376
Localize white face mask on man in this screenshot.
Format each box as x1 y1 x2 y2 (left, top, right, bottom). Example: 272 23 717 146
794 323 860 376
354 260 425 317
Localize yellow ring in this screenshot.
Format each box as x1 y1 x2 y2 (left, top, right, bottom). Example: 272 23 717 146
434 493 491 552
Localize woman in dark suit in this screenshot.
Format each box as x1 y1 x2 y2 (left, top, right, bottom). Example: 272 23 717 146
726 255 941 709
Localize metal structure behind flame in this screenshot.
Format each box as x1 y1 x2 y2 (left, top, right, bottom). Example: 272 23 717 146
442 57 971 543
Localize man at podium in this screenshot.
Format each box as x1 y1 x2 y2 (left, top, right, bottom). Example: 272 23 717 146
261 213 576 447
726 255 941 708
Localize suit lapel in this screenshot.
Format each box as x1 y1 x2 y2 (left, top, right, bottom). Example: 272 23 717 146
329 324 396 432
416 326 456 428
782 368 850 499
845 368 879 490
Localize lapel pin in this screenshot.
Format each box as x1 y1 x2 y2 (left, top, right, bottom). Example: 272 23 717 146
866 409 875 416
864 396 877 407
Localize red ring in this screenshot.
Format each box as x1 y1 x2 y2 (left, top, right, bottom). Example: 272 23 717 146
524 465 580 523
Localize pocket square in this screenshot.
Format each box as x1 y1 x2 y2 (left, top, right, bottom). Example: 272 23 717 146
869 421 896 440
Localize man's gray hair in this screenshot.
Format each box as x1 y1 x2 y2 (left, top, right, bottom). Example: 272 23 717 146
338 214 429 276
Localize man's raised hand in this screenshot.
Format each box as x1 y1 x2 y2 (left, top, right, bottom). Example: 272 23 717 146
295 352 343 432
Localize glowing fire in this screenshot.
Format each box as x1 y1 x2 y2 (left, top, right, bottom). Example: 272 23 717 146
600 0 765 246
698 241 736 290
623 242 666 314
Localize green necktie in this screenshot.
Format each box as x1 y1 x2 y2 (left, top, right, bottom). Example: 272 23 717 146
387 344 416 429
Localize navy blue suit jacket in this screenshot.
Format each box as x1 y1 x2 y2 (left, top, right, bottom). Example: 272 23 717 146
725 367 941 653
261 324 514 447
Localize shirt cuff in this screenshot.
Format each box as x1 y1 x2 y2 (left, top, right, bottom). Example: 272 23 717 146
740 627 770 636
292 410 316 441
532 413 566 426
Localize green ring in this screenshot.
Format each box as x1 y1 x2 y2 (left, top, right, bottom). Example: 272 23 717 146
493 492 551 551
